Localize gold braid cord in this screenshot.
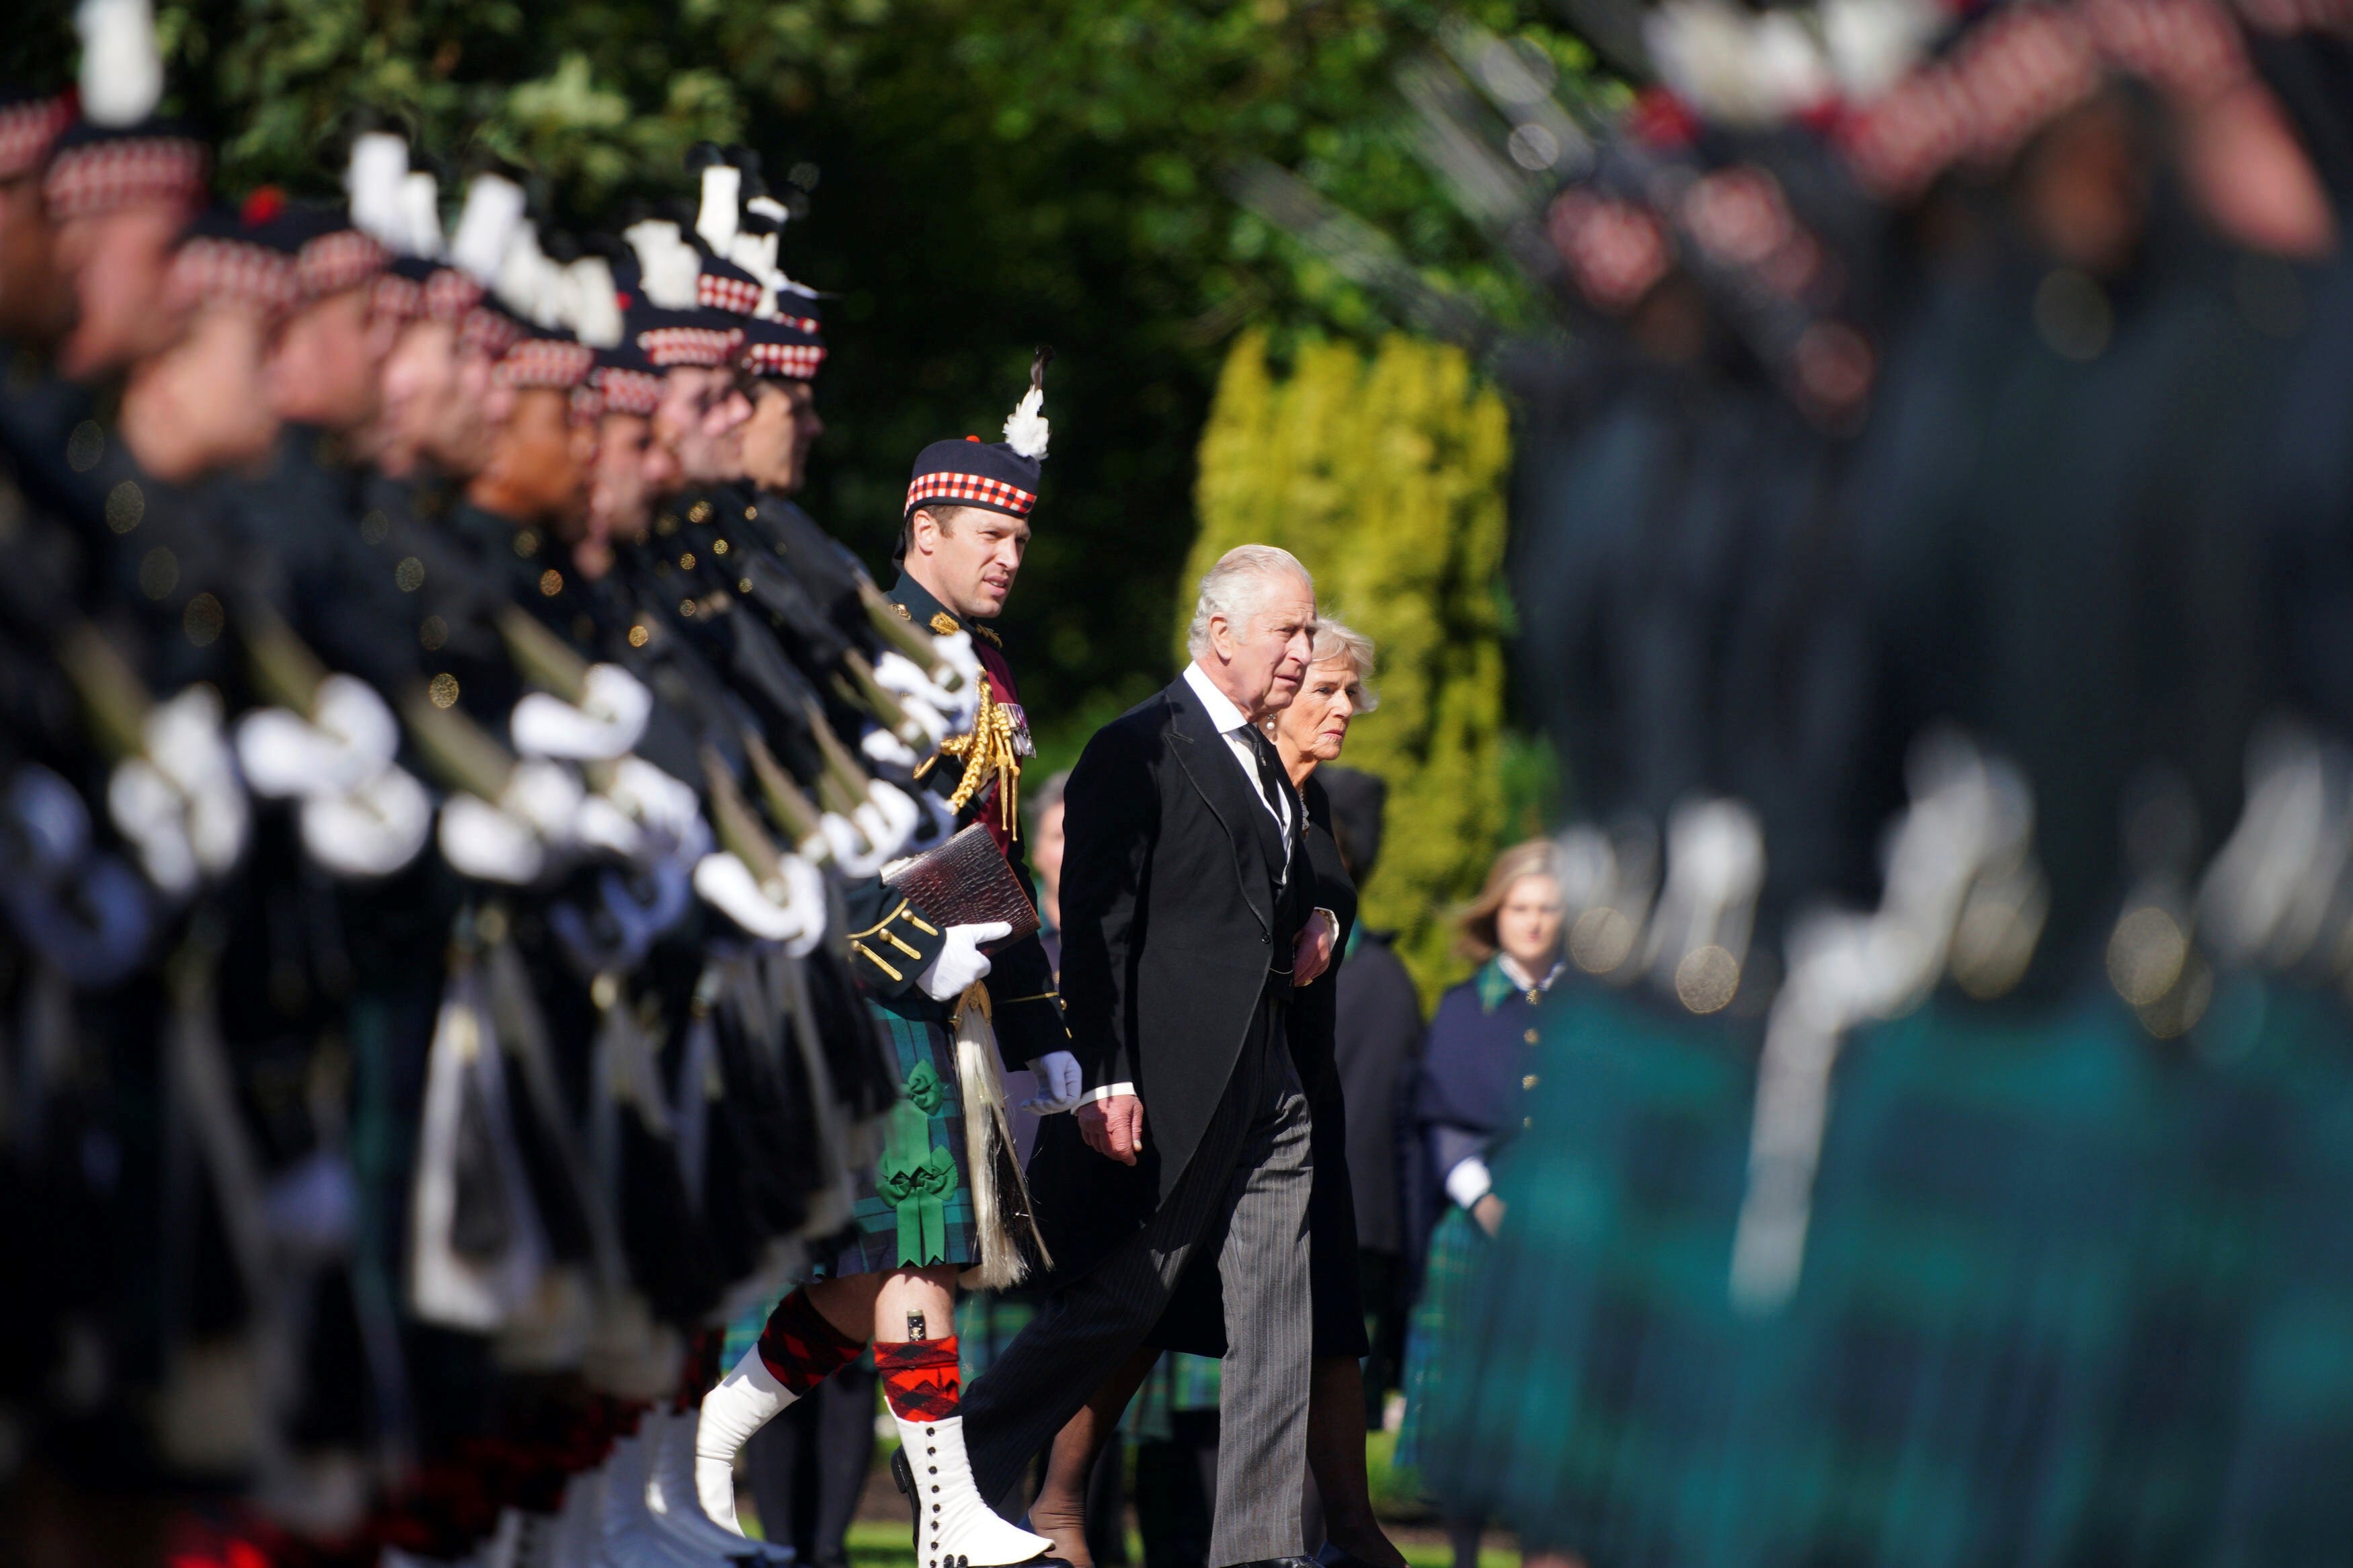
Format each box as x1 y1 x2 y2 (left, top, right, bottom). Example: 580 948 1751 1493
914 678 1022 838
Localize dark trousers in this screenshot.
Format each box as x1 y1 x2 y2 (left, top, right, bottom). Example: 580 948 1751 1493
740 1359 876 1567
1135 1409 1220 1568
1087 1436 1131 1565
1357 1248 1408 1423
966 999 1314 1565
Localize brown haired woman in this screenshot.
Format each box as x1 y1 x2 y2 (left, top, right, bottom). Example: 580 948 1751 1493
1394 839 1568 1568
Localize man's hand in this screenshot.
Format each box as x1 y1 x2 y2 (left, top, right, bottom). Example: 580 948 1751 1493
1077 1094 1144 1165
915 921 1011 1001
1473 1193 1507 1236
1292 907 1337 987
1021 1050 1085 1114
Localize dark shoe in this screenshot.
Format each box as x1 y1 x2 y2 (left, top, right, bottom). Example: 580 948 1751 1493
891 1446 921 1551
1226 1559 1321 1568
1316 1546 1406 1568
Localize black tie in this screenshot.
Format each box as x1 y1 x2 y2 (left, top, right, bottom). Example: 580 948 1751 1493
1244 726 1291 848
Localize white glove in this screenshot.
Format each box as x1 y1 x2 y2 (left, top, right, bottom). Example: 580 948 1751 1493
820 781 920 877
916 920 1010 1001
859 723 922 770
437 792 545 884
237 674 401 796
600 755 711 862
1021 1050 1084 1114
859 780 919 860
692 850 827 955
110 685 248 897
508 663 653 760
870 651 957 744
1444 1156 1494 1210
924 631 986 731
236 677 430 878
298 763 433 878
501 758 589 842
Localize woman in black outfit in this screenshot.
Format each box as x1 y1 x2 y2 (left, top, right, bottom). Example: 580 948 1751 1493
1025 620 1405 1568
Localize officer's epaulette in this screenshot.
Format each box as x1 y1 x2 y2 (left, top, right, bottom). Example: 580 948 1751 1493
895 600 1004 649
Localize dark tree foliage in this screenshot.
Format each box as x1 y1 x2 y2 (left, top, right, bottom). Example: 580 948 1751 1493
7 0 1596 739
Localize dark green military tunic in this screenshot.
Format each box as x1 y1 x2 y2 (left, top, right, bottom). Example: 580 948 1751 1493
815 569 1066 1278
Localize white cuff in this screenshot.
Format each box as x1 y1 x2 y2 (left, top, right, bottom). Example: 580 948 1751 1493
1444 1157 1493 1210
1083 1083 1138 1106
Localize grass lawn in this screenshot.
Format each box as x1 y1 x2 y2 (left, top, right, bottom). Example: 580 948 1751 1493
841 1519 1519 1568
805 1431 1521 1568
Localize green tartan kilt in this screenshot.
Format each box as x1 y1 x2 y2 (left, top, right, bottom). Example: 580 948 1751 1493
954 1289 1037 1384
1716 988 2162 1568
1412 987 1757 1563
2199 977 2353 1563
1124 1350 1226 1444
811 997 980 1278
1394 1203 1486 1483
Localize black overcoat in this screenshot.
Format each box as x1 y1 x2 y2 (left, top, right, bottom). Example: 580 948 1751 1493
1025 673 1312 1278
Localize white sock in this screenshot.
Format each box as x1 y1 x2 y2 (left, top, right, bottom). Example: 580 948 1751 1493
694 1346 800 1534
893 1411 1055 1568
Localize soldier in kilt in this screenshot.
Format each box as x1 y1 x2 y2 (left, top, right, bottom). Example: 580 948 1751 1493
696 355 1080 1568
1410 980 1758 1568
2207 976 2353 1562
1716 993 2162 1568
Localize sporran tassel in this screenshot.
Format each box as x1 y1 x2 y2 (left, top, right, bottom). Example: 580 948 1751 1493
951 983 1051 1289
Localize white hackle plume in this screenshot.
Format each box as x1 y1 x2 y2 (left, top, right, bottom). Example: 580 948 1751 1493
741 194 795 318
1002 346 1054 460
1822 0 1944 99
397 172 444 259
623 219 701 311
694 162 742 257
77 0 164 128
567 257 623 349
744 195 786 277
725 206 772 280
450 174 526 286
496 222 555 326
346 133 409 250
1646 0 1831 126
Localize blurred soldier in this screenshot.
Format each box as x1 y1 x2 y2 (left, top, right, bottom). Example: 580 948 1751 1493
0 87 77 346
582 313 667 578
372 169 512 491
116 200 284 484
41 2 205 386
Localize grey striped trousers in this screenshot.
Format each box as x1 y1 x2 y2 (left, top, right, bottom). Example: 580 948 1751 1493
963 1001 1314 1565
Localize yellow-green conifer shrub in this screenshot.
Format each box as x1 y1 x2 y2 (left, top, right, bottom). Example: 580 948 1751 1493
1183 329 1511 1006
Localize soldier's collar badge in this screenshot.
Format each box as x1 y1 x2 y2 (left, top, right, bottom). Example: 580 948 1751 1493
926 608 1002 647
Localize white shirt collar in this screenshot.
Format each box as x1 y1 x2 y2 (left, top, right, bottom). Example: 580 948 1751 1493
1183 660 1254 737
1497 952 1563 993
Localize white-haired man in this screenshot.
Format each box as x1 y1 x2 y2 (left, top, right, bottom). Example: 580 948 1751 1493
961 544 1337 1568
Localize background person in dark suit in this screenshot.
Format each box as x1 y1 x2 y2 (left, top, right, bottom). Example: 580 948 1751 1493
964 544 1336 1568
1314 767 1423 1434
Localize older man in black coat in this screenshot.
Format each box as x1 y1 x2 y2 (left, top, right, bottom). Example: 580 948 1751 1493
963 544 1336 1568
